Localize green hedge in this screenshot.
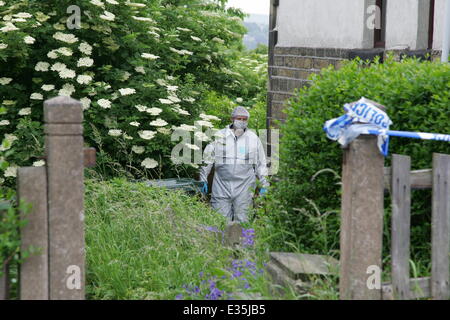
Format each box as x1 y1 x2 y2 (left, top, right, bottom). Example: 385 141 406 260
263 56 450 265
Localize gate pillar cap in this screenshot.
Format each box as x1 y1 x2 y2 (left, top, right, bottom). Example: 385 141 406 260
44 96 83 124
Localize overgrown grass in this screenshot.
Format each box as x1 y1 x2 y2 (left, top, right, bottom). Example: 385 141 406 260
85 178 297 300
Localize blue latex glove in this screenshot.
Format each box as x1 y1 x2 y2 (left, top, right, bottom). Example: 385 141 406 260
259 188 267 196
200 181 208 194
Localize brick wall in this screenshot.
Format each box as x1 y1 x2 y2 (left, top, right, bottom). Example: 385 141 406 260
268 46 349 129
267 46 442 129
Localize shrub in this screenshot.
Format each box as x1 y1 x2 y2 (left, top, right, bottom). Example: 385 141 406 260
0 0 266 186
262 56 450 264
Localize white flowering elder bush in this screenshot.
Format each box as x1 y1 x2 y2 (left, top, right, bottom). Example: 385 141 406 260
0 0 253 184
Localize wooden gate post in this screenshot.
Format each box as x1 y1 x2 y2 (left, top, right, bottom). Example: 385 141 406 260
340 135 385 300
18 166 49 299
44 96 85 300
431 153 450 300
0 263 9 300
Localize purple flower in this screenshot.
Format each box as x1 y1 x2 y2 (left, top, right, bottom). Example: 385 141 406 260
176 294 183 300
241 228 255 247
233 270 243 278
205 226 219 232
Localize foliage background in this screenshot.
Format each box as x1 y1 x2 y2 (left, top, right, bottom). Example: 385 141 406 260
0 0 268 186
258 56 450 275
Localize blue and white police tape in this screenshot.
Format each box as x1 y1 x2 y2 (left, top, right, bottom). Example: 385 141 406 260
323 97 392 156
365 129 450 142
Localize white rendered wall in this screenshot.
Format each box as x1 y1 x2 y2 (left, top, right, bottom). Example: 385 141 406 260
276 0 375 49
385 0 431 50
433 0 446 50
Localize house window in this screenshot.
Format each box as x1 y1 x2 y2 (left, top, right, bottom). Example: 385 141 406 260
374 0 386 48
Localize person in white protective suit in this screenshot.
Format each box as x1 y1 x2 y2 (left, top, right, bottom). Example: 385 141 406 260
199 106 269 223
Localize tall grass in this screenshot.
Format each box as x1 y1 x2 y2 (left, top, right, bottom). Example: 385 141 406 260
85 178 294 300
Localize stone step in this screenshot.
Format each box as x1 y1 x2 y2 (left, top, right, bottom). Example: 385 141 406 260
266 252 339 295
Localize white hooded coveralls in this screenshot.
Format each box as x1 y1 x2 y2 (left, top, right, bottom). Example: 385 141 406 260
199 125 269 222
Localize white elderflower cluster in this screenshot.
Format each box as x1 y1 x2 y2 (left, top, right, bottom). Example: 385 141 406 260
77 57 94 67
199 113 220 121
172 105 190 116
100 11 115 21
30 93 43 100
185 143 200 151
135 104 147 112
47 50 59 59
212 37 225 44
141 158 158 169
126 2 146 8
79 42 93 55
169 47 193 56
19 108 32 115
138 130 156 140
195 120 213 128
35 61 50 71
132 146 145 154
129 121 140 127
108 129 122 137
146 107 163 115
24 36 35 44
184 97 195 103
141 53 159 60
41 84 55 91
14 12 33 19
56 47 73 56
59 68 76 79
80 97 91 110
51 62 66 71
0 120 10 126
77 74 93 85
97 98 112 109
173 124 196 132
0 78 12 85
176 27 191 32
0 43 8 49
135 66 145 74
148 31 160 39
121 71 131 81
167 95 181 103
4 165 18 178
53 32 78 44
90 0 105 7
1 23 19 32
194 131 210 142
132 16 154 22
33 160 45 167
119 88 136 96
150 118 168 127
58 84 76 96
157 128 171 135
190 36 201 42
106 0 119 4
159 98 173 105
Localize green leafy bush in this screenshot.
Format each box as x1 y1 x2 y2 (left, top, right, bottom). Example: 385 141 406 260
0 0 266 185
263 56 450 263
0 187 32 275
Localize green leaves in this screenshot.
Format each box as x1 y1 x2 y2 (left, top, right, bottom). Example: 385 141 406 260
265 56 450 258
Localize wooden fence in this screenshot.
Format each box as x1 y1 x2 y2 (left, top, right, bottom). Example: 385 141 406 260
0 96 94 300
340 134 450 300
